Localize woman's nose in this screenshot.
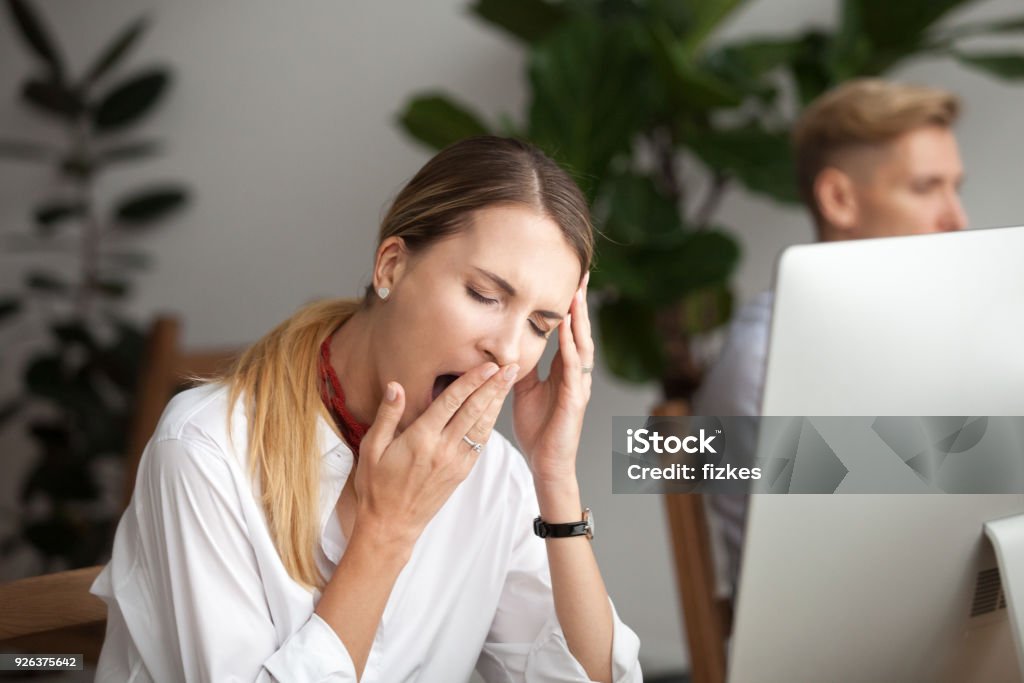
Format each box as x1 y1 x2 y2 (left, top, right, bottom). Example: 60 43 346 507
479 319 522 368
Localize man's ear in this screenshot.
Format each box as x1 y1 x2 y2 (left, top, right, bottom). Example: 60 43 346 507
814 167 860 238
373 236 408 293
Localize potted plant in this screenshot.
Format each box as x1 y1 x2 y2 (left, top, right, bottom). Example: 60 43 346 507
397 0 1024 405
0 0 190 571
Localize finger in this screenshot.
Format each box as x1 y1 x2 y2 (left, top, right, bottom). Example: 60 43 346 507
559 312 582 380
444 363 518 447
463 366 517 446
420 362 499 430
361 381 405 463
572 286 595 378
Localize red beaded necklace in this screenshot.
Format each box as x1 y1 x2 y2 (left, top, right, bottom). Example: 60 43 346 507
318 331 369 458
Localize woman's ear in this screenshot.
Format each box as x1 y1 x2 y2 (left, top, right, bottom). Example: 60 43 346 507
373 236 408 294
815 167 860 237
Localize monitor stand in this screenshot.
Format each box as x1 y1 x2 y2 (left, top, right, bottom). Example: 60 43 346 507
985 514 1024 679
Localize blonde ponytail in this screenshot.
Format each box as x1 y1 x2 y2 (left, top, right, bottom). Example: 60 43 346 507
221 297 362 591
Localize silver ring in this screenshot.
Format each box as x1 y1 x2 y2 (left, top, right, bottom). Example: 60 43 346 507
581 364 594 375
462 435 483 453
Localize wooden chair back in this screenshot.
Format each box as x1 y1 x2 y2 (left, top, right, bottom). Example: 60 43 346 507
656 400 732 683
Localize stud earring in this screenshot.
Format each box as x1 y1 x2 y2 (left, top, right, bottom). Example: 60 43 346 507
377 287 390 300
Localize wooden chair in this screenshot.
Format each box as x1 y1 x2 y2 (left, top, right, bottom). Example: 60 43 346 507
0 316 239 664
656 401 732 683
0 566 107 662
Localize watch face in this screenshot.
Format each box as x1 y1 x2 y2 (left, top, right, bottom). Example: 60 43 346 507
585 507 594 540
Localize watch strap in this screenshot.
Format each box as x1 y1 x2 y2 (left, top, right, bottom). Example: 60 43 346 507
533 508 592 539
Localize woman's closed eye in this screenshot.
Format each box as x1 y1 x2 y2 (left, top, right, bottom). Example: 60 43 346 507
466 286 498 306
466 286 550 339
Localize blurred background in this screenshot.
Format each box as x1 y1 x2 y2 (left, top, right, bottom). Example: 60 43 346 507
1 0 1022 678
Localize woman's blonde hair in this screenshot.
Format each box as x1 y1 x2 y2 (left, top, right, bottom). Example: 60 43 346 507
219 136 593 590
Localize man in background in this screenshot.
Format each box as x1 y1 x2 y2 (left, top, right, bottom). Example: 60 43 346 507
695 78 968 596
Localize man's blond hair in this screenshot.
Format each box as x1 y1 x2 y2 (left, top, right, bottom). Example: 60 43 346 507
793 78 961 225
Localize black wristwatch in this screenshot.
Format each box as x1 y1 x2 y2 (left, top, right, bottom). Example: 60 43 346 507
533 508 594 540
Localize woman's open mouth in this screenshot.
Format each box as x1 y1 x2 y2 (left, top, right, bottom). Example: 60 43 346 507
431 373 461 402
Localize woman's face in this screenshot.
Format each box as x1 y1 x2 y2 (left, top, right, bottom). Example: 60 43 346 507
373 204 583 428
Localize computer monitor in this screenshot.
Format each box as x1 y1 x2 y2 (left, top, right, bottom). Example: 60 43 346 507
729 225 1024 683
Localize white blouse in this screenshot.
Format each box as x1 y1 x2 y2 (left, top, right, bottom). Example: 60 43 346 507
91 383 642 682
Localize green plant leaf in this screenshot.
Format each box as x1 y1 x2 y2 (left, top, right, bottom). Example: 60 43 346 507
397 94 490 151
840 0 973 52
113 185 188 225
707 37 801 84
0 138 54 161
6 0 65 80
21 78 83 120
788 30 839 105
596 297 664 383
954 51 1024 80
92 68 171 132
24 354 63 399
527 18 650 196
95 279 130 299
942 15 1024 40
83 15 150 86
593 229 740 307
671 0 746 57
0 297 21 322
648 24 744 110
597 171 682 244
470 0 569 44
34 201 85 230
51 321 96 349
25 271 68 294
687 126 800 203
679 282 734 334
0 397 24 428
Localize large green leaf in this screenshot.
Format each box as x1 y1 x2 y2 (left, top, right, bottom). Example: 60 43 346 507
0 398 24 428
839 0 978 53
597 171 682 244
0 297 21 322
687 126 800 204
51 321 96 350
788 30 840 105
706 37 801 85
470 0 569 44
648 23 744 110
34 201 85 231
25 271 68 294
6 0 64 80
594 229 740 306
113 185 189 225
597 297 665 383
649 0 746 58
954 52 1024 80
83 15 150 86
527 18 650 196
397 94 490 151
21 78 83 120
941 15 1024 40
92 69 171 132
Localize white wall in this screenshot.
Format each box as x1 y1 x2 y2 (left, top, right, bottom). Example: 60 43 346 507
1 0 1022 676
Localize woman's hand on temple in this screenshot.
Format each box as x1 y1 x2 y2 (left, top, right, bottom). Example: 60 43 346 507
353 361 518 549
513 273 593 487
